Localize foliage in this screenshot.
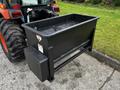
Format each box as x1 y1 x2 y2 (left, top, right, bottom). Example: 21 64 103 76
113 0 120 6
62 0 85 3
90 0 102 4
102 0 113 5
62 0 120 6
102 0 120 6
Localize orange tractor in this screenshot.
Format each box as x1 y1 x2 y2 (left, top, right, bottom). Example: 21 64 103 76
0 0 99 82
0 0 59 62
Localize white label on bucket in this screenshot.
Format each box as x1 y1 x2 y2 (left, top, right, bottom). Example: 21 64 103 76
36 35 43 53
36 35 42 42
38 44 43 53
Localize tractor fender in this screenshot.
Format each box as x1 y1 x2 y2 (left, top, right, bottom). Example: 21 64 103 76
0 9 11 19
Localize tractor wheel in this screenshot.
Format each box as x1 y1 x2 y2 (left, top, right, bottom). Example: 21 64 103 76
0 21 26 62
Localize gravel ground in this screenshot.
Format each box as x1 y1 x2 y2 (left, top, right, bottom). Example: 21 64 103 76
0 46 120 90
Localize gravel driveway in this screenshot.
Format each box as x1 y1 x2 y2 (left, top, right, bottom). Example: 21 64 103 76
0 46 120 90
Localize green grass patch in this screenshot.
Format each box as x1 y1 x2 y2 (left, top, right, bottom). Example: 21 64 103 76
59 2 120 60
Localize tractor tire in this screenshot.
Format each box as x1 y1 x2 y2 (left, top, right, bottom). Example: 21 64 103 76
0 21 26 62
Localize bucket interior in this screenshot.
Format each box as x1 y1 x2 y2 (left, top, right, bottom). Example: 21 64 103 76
27 14 95 36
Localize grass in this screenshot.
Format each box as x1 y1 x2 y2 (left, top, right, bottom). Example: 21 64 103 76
59 2 120 61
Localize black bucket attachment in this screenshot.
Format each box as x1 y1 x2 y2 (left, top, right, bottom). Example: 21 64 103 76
22 14 99 82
